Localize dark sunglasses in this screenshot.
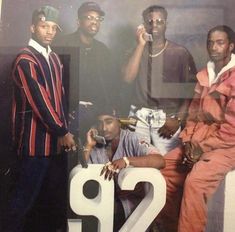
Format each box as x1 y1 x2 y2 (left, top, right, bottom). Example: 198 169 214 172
146 18 166 26
81 15 104 22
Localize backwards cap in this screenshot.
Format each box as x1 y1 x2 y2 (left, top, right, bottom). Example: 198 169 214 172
32 5 62 31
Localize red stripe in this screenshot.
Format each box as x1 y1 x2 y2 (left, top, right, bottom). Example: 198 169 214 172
12 94 16 142
16 90 27 156
29 116 36 156
45 132 50 156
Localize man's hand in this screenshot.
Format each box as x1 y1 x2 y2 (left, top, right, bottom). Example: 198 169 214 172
158 117 180 139
136 24 147 46
85 128 98 148
100 158 126 181
57 132 76 153
182 142 203 169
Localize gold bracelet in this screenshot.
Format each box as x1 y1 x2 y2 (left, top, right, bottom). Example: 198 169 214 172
83 147 91 152
123 157 130 168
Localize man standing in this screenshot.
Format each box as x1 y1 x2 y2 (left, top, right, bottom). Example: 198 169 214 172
123 5 197 155
83 106 165 231
56 2 115 141
157 25 235 232
3 6 76 232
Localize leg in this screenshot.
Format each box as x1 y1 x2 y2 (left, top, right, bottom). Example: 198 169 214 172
178 149 235 232
134 120 151 144
156 147 188 232
2 157 50 232
151 127 181 155
24 154 68 232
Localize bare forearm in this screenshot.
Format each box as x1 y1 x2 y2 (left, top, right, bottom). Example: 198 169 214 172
123 44 145 83
83 144 94 161
128 153 165 169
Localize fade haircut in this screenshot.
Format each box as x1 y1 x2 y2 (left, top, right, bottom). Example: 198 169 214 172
142 5 168 22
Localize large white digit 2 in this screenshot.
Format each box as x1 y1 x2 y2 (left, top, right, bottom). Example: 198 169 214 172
118 167 166 232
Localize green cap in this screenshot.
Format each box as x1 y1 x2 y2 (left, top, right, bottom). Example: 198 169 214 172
32 5 62 31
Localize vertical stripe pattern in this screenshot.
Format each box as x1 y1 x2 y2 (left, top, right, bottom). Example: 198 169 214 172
12 46 68 156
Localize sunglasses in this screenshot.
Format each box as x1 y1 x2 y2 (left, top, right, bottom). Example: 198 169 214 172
81 15 104 22
145 18 166 26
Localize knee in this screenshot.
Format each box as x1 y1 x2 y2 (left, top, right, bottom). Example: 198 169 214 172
184 172 203 192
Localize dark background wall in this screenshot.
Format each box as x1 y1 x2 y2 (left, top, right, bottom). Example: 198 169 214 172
0 0 234 178
1 0 235 70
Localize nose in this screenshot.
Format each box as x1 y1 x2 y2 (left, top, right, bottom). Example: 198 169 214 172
102 123 108 132
99 122 106 134
91 19 98 25
152 21 158 27
46 26 54 35
211 42 218 51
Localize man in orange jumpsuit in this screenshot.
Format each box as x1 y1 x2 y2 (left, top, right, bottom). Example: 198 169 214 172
157 25 235 232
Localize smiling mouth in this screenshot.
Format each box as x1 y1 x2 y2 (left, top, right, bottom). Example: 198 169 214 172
90 25 98 31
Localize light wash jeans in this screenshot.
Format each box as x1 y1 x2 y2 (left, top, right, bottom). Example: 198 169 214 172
131 107 181 155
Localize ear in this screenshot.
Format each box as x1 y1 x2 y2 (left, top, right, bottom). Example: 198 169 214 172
30 25 35 33
229 42 234 52
77 19 80 28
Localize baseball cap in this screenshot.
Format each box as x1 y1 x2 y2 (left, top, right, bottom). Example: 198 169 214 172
32 5 62 31
77 2 105 17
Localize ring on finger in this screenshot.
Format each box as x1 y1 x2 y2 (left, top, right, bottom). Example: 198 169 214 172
115 168 120 174
107 164 114 171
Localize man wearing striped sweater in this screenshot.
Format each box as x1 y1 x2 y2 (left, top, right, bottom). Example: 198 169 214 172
2 6 76 232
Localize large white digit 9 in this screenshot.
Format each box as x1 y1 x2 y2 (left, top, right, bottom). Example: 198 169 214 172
118 167 166 232
70 164 114 232
69 164 166 232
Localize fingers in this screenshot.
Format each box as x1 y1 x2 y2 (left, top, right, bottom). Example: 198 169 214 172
64 145 77 152
159 128 174 139
137 24 146 34
100 162 120 181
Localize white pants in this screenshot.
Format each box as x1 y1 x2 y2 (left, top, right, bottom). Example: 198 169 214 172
132 107 181 155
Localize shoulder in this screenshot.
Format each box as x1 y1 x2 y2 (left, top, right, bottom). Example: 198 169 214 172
93 39 110 51
121 129 139 141
54 31 80 47
14 47 38 66
166 40 191 56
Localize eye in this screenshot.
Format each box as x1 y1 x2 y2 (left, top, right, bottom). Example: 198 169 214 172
105 119 113 125
217 41 225 46
52 26 57 32
87 15 93 20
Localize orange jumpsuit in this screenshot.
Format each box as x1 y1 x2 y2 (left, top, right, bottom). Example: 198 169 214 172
157 63 235 232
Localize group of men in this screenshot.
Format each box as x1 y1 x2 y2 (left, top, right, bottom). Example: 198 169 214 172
1 1 235 232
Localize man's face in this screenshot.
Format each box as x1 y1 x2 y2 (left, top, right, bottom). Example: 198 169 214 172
207 30 234 63
31 20 58 47
78 11 103 37
144 11 166 38
97 115 120 142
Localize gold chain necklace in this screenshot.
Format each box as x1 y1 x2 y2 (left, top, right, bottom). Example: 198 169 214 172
149 40 168 58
